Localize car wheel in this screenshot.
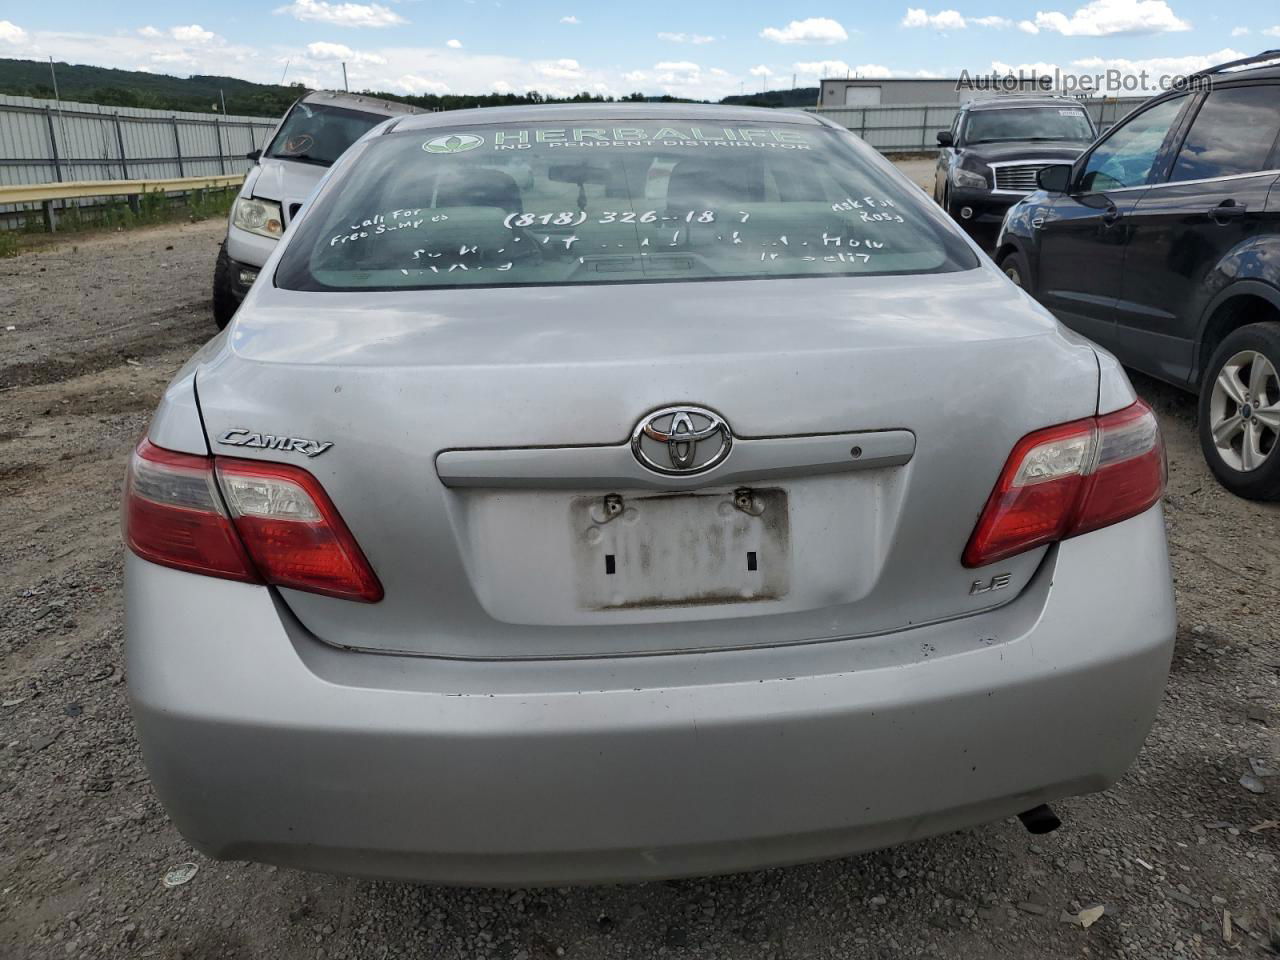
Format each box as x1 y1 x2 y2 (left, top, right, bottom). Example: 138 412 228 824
212 244 238 330
998 249 1032 291
1197 322 1280 500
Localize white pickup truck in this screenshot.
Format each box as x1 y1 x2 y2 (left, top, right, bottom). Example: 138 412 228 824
214 90 422 327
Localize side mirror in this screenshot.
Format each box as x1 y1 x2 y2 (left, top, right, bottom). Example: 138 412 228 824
1037 163 1072 194
936 131 954 147
246 149 262 162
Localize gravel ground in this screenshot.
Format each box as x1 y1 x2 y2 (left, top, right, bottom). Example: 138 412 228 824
0 216 1277 960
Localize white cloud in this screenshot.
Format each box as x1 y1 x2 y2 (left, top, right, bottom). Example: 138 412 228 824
622 70 648 83
971 15 1013 27
559 15 579 24
991 58 1062 75
446 38 462 48
0 20 27 45
138 25 163 39
151 51 196 66
657 32 715 44
305 41 386 64
535 57 584 79
1264 26 1280 37
760 17 848 45
170 24 216 43
1018 20 1040 32
1049 48 1244 92
749 64 774 77
1027 0 1189 37
394 74 449 94
1230 26 1249 36
275 0 406 28
492 80 514 93
901 8 967 29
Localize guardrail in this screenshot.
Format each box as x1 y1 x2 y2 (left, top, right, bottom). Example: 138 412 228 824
0 173 244 231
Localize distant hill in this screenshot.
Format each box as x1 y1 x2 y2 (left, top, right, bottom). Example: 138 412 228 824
0 58 307 116
0 58 707 118
721 87 818 109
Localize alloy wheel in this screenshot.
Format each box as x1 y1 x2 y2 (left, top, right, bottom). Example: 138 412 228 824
1209 349 1280 471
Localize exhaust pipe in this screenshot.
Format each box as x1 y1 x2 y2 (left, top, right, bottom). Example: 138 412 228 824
1017 804 1062 835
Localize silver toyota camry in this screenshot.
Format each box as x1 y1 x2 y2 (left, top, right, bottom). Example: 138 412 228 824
125 104 1176 886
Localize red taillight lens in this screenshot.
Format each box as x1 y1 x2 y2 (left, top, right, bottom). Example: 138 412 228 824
124 440 259 583
215 457 383 603
124 439 383 602
962 400 1166 568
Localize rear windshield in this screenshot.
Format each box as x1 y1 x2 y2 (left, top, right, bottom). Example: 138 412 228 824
275 119 977 291
964 106 1095 144
265 102 388 167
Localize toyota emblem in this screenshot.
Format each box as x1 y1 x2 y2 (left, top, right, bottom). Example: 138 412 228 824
631 406 733 475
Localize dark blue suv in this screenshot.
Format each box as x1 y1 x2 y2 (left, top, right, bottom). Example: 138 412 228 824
996 51 1280 500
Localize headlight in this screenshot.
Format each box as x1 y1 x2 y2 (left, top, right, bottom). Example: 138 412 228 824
951 166 989 190
232 197 284 240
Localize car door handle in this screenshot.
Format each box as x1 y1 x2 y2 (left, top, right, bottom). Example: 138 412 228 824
1210 200 1247 223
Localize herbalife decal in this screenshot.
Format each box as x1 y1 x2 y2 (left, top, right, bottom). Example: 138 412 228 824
477 127 813 151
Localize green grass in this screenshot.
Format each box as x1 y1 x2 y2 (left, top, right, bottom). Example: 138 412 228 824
0 187 236 254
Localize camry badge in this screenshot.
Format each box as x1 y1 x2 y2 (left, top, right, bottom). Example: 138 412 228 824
217 428 333 458
631 406 732 476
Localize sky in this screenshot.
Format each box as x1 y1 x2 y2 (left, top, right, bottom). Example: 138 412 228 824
0 0 1277 101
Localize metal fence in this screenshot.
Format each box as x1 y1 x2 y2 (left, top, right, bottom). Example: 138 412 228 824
0 94 279 188
806 98 1148 153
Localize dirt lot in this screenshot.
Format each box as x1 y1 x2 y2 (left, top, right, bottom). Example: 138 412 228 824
0 216 1277 960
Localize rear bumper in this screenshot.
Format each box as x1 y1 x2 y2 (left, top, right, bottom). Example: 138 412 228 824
126 508 1174 886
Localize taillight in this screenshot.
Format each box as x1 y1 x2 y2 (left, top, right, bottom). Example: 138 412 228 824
215 457 383 602
125 440 259 583
962 400 1166 568
124 439 383 602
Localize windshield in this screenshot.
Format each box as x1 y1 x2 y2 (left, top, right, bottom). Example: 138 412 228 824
265 101 388 167
275 120 977 291
964 106 1095 145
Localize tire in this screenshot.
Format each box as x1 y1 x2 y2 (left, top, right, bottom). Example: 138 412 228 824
1197 321 1280 501
212 244 238 330
997 249 1032 292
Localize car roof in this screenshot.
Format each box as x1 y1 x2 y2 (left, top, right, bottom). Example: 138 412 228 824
962 96 1089 111
390 102 823 132
300 90 425 117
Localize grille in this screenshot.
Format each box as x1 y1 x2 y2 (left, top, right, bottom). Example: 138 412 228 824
993 164 1048 194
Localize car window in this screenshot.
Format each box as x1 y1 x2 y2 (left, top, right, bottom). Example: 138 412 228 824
265 102 389 167
275 120 978 292
1078 96 1186 193
962 106 1095 145
1170 85 1280 182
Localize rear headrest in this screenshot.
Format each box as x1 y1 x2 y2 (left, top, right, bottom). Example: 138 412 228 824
434 168 523 214
664 159 757 212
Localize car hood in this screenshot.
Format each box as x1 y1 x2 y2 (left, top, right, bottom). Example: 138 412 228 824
244 156 329 204
962 141 1090 164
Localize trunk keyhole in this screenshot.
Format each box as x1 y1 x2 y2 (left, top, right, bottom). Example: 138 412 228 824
605 554 616 575
747 551 758 572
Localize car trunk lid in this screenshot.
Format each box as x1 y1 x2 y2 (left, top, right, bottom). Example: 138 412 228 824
195 268 1099 658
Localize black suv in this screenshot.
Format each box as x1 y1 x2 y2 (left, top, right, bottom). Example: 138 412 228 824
997 51 1280 500
933 96 1096 248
